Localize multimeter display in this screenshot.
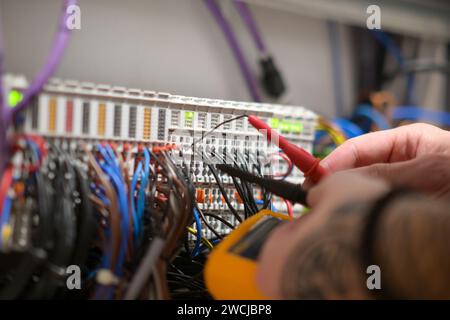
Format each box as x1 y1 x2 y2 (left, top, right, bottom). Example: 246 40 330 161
228 216 283 260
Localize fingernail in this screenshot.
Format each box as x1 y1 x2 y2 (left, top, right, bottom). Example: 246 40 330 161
321 160 330 170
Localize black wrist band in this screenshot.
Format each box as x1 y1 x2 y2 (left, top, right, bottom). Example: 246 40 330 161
360 187 414 299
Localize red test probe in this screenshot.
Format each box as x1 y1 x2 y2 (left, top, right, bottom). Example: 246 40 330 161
247 115 327 183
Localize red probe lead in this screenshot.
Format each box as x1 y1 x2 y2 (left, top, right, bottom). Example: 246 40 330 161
248 115 327 183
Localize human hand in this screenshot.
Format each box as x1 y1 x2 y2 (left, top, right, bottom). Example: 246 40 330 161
343 154 450 200
306 171 390 210
322 123 450 171
258 171 389 299
304 123 450 199
259 170 450 299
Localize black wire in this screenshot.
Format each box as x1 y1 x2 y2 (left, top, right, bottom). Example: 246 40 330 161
70 162 96 267
167 272 205 288
33 154 53 250
26 145 77 299
207 163 242 223
203 212 235 230
251 156 271 210
236 151 258 215
0 142 49 299
192 115 247 147
0 250 46 299
195 204 224 240
242 179 258 215
231 150 255 216
230 175 249 218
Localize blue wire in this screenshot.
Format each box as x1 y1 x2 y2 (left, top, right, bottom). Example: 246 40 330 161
100 162 128 275
105 144 119 168
101 227 112 269
0 196 12 248
98 162 124 269
138 149 150 223
354 104 390 130
90 185 110 206
27 139 41 161
142 148 150 184
314 130 328 143
370 30 415 105
392 106 450 127
333 118 364 138
97 145 129 276
256 197 277 211
130 161 143 243
192 208 202 257
132 148 150 246
371 30 404 65
92 182 106 195
99 145 122 180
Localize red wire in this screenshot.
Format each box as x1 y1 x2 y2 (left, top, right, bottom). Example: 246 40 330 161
272 152 293 177
11 134 48 162
0 167 13 218
8 135 45 173
152 144 177 153
284 198 293 218
278 152 292 166
26 134 48 159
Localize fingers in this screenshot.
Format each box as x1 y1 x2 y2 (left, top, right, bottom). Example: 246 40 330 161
321 129 398 172
303 123 448 189
348 154 450 197
348 162 406 183
306 171 389 208
320 123 443 173
308 154 450 204
303 128 402 188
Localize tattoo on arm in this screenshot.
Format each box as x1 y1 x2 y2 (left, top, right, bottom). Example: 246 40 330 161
281 203 368 299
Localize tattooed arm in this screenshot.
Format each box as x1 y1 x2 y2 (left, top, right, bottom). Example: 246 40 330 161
257 173 389 299
258 172 450 299
281 203 369 299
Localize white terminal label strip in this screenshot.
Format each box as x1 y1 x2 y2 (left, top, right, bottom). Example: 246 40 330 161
9 75 317 216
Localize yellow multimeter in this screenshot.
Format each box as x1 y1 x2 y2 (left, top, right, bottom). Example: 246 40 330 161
205 210 291 300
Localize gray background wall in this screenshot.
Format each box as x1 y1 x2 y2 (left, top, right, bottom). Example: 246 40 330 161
0 0 446 116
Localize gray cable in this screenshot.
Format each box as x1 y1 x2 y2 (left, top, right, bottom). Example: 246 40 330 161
124 237 166 300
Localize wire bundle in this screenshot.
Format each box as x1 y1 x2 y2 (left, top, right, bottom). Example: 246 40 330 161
0 136 95 299
0 114 300 300
0 139 195 300
189 115 298 245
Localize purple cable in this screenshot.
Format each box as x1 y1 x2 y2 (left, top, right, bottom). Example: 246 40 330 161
5 0 78 123
233 0 267 56
0 0 77 172
0 20 6 110
204 0 262 102
0 16 8 173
